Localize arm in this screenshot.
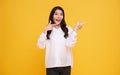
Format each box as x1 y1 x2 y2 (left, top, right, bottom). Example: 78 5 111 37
66 26 77 48
37 32 47 49
66 21 87 48
37 21 54 49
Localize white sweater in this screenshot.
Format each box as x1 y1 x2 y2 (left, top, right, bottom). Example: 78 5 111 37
37 26 77 68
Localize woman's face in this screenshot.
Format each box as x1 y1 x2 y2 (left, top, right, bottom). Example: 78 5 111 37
53 9 63 26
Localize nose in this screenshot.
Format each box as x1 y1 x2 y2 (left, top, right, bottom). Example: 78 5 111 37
57 14 62 19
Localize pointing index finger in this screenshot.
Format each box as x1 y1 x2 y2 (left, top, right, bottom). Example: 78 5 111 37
49 20 51 24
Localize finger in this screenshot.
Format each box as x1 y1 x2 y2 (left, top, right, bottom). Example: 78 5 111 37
51 24 57 26
48 20 51 25
48 20 52 26
77 21 80 25
48 26 53 30
49 20 51 24
48 25 53 28
80 22 88 25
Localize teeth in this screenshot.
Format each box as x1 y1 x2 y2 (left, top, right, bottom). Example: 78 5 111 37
56 19 60 21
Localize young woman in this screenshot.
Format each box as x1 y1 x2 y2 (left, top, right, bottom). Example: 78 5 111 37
37 6 85 75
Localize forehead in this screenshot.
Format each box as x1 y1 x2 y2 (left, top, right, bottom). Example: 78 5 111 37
55 9 63 13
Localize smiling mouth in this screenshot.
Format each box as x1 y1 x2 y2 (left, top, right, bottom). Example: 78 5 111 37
56 19 61 22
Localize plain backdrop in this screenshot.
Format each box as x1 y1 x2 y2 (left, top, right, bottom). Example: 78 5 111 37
0 0 120 75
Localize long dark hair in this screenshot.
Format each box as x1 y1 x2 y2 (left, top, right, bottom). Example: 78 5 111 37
47 6 68 39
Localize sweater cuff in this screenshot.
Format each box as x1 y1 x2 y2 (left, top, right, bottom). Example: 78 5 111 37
40 32 47 41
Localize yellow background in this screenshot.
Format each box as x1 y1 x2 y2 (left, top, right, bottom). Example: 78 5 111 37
1 0 120 75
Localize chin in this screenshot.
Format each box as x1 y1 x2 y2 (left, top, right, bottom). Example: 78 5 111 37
57 23 60 25
55 22 61 25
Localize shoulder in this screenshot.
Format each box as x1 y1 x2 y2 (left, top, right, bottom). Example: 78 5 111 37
66 25 74 33
66 25 77 35
66 25 73 31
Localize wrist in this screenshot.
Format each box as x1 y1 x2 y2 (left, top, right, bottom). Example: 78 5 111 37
73 28 77 32
43 28 47 34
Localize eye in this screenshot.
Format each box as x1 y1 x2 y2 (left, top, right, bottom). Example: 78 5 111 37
60 13 63 16
54 13 58 15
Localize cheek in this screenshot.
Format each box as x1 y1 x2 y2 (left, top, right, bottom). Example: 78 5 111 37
53 16 56 20
61 16 63 19
53 17 56 22
53 15 57 19
61 15 63 19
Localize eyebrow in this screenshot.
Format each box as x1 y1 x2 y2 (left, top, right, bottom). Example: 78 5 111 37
55 11 63 13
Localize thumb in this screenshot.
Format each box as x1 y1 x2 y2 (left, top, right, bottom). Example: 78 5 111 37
49 20 51 24
80 22 88 25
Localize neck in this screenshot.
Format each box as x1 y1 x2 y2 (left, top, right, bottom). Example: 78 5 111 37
54 24 60 29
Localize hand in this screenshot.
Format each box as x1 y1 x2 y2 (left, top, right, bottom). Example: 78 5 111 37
73 21 87 31
43 21 56 34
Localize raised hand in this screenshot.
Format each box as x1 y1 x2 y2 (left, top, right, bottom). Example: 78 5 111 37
73 21 87 31
43 21 56 34
46 21 53 31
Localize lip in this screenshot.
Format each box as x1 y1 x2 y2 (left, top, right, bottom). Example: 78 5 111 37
56 19 61 21
55 19 61 23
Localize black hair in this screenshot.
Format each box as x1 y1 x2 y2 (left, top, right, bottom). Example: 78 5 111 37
47 6 68 39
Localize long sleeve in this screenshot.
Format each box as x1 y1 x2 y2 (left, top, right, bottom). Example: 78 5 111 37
37 32 47 49
66 26 77 48
37 27 76 68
